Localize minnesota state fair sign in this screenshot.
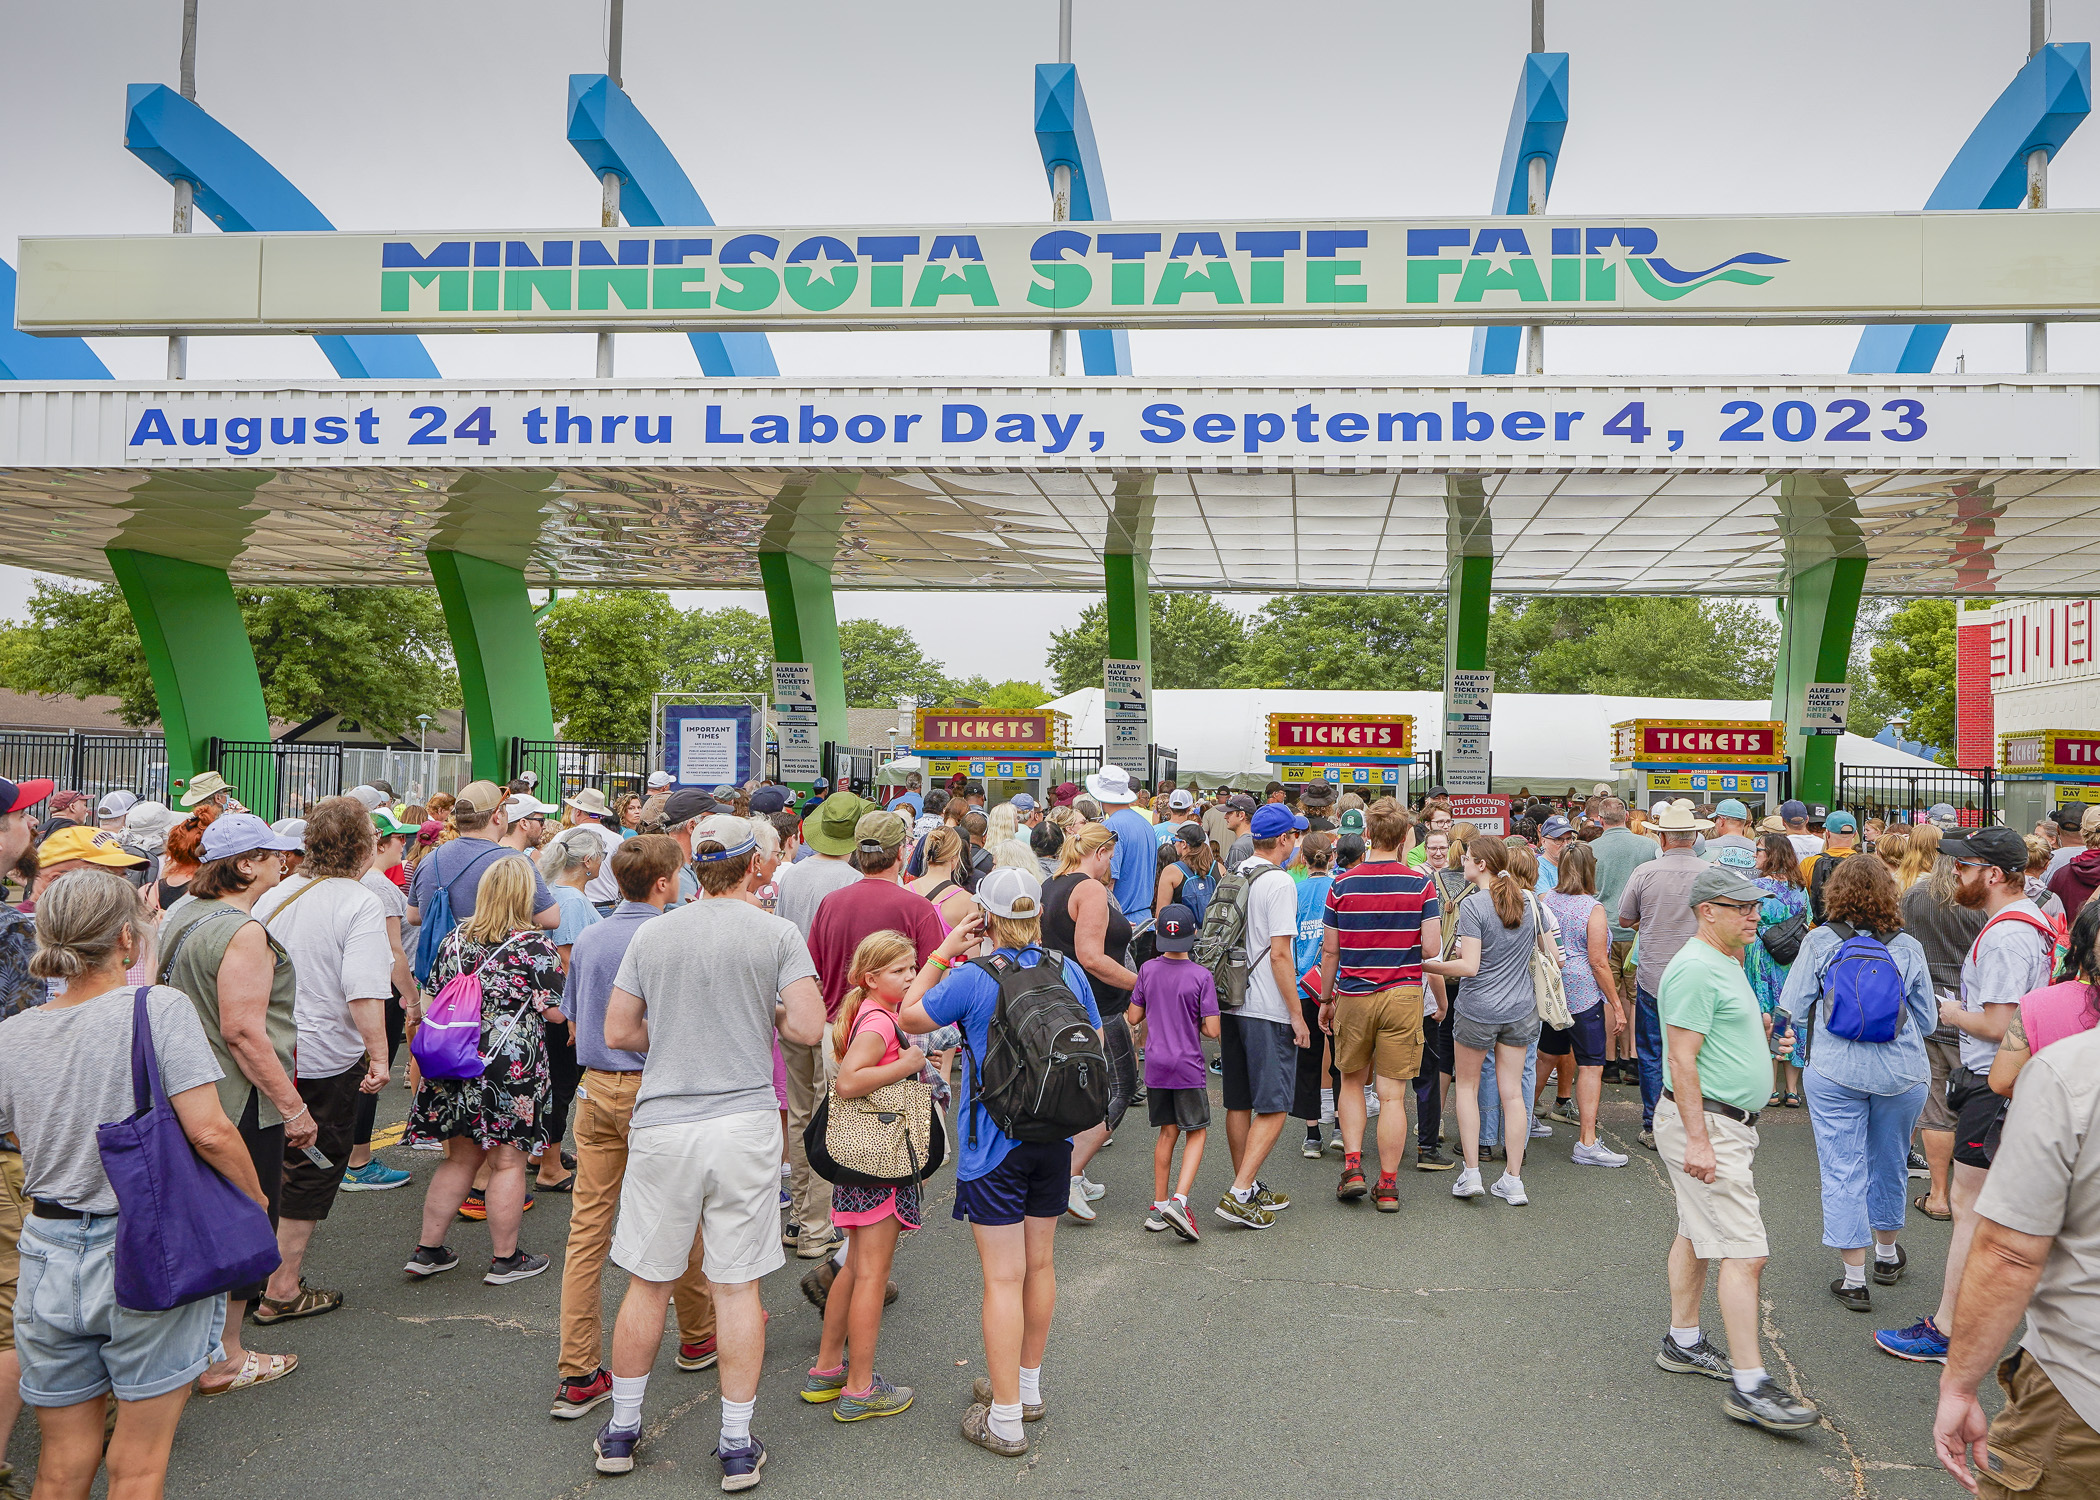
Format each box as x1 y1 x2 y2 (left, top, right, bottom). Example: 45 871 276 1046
1612 720 1787 765
19 209 2100 334
1266 714 1415 760
913 710 1058 756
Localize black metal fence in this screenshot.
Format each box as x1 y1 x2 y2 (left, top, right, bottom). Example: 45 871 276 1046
208 739 343 822
1836 765 1996 829
0 730 170 805
822 743 882 792
1408 750 1445 805
511 738 650 806
1059 745 1105 785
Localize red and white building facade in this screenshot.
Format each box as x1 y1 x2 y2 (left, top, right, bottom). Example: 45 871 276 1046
1957 600 2100 764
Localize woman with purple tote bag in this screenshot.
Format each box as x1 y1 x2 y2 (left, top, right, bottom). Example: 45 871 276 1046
0 870 270 1500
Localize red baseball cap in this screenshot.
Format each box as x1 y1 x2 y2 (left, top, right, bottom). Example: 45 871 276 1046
0 777 54 816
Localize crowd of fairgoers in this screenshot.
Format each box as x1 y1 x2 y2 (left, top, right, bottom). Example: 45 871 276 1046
1 764 2096 1496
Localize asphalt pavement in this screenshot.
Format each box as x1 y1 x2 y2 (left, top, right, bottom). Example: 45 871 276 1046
4 1077 1985 1500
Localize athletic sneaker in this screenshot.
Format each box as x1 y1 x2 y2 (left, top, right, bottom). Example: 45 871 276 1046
1638 1129 1657 1151
1830 1278 1872 1313
1874 1316 1949 1363
1907 1148 1931 1179
1214 1191 1275 1229
1872 1245 1908 1286
1572 1140 1629 1168
1451 1167 1485 1199
458 1191 536 1221
677 1337 718 1371
714 1436 766 1491
403 1244 459 1278
1326 1132 1348 1155
1078 1173 1106 1202
551 1367 612 1420
800 1366 846 1403
1414 1144 1457 1171
1065 1177 1098 1222
485 1251 549 1285
1548 1097 1581 1126
1490 1173 1528 1206
1208 1056 1224 1076
1373 1176 1400 1213
408 1133 443 1152
1143 1205 1170 1232
341 1160 411 1191
1364 1088 1381 1118
1528 1118 1554 1138
1302 1129 1324 1159
1724 1378 1819 1432
781 1220 802 1248
593 1420 642 1474
835 1374 913 1422
1253 1180 1290 1211
778 1187 790 1207
797 1225 845 1260
1159 1195 1198 1242
1655 1335 1732 1379
1337 1164 1369 1201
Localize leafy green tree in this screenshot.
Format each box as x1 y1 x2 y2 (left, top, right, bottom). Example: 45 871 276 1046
981 680 1052 712
839 618 951 707
1869 599 1958 763
1045 593 1247 693
1223 595 1445 689
1486 598 1632 691
0 578 458 734
1488 596 1777 698
944 674 995 703
537 589 681 742
669 606 773 695
1842 597 1902 738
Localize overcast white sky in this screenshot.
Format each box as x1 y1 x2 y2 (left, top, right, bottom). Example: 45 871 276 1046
3 0 2098 681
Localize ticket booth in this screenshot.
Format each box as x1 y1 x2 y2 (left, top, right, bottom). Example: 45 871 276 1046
1265 712 1416 796
1998 729 2100 833
1610 719 1786 815
904 707 1070 807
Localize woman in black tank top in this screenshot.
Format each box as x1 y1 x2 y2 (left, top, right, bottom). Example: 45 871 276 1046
1039 825 1141 1200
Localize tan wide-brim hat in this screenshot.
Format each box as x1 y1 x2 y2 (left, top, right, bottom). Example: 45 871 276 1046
565 787 612 817
178 770 230 808
1649 797 1714 833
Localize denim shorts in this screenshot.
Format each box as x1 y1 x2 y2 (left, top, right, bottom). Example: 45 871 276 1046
15 1213 226 1406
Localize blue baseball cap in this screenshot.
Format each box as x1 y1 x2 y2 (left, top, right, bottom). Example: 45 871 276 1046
1156 903 1199 952
200 812 302 863
1540 815 1573 839
1715 798 1749 821
1250 803 1308 838
1824 810 1858 834
1010 792 1038 812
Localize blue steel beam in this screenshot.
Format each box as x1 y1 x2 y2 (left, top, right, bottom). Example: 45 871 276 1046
566 75 778 379
1851 42 2091 374
1034 62 1130 377
1 260 111 378
1469 51 1569 376
122 85 438 379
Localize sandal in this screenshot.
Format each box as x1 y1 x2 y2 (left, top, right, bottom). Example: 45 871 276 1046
1783 1093 1804 1109
535 1173 576 1193
251 1281 343 1324
199 1349 298 1395
1913 1192 1953 1222
1768 1091 1785 1108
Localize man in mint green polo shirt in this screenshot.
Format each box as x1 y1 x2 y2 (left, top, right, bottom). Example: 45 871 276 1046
1651 866 1820 1436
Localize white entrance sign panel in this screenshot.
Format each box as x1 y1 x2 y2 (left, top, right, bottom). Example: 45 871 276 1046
772 663 817 721
1802 683 1851 736
24 210 2100 334
679 718 738 785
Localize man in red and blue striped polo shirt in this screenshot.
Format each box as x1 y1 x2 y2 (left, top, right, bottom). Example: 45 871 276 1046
1316 797 1446 1212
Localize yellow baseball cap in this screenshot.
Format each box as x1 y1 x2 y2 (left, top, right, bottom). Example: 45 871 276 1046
38 825 147 868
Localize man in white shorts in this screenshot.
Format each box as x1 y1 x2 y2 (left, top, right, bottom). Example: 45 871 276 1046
592 815 825 1492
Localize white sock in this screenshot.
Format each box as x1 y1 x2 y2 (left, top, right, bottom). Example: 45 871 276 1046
1842 1262 1867 1289
1874 1242 1900 1263
832 1240 848 1268
1731 1365 1768 1394
1154 1198 1172 1211
1018 1364 1041 1405
988 1401 1024 1442
1669 1325 1701 1349
719 1395 755 1448
611 1373 648 1428
1320 1086 1335 1113
1232 1183 1256 1203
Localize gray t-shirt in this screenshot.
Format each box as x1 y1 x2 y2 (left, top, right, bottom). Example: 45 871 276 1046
614 896 818 1130
1453 887 1541 1026
0 983 223 1213
1699 833 1758 872
1619 850 1709 996
1972 1027 2100 1432
775 856 860 938
1591 827 1657 943
1227 835 1254 872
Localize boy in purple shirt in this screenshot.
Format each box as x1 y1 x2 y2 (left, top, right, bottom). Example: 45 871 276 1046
1126 905 1220 1242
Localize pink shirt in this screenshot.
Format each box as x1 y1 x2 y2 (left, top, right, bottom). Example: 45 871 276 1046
2017 980 2100 1058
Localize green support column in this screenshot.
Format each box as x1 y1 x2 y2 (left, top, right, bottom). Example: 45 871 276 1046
1103 552 1152 672
1772 557 1867 808
758 551 848 791
106 548 272 797
428 550 558 784
1444 554 1493 674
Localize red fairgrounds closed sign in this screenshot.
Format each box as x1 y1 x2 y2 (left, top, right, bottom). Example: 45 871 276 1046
1267 713 1414 758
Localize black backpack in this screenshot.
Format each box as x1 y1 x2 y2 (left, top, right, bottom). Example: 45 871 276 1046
959 950 1109 1147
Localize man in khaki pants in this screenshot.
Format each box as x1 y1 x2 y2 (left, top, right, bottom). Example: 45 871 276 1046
550 835 715 1420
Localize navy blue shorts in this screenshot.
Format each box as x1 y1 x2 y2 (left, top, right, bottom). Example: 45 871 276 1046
1538 1006 1608 1067
951 1139 1074 1227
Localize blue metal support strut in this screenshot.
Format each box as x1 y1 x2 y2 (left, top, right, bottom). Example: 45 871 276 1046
1034 62 1130 376
1469 51 1569 376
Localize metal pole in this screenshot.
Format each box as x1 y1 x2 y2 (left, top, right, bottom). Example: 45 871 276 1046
1049 0 1073 376
2032 0 2046 54
2026 0 2048 373
1523 153 1546 374
1531 0 1545 54
168 0 198 380
596 169 620 377
607 0 624 87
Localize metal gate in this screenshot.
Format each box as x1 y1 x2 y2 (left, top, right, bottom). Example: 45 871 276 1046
340 747 472 807
1408 750 1446 805
1835 765 1995 829
822 743 880 792
207 739 343 821
0 730 169 805
510 739 650 806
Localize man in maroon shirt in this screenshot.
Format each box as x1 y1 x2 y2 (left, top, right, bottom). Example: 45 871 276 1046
807 811 947 1023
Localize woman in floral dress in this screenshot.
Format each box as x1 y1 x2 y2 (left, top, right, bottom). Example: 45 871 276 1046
1745 833 1810 1109
403 856 565 1285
